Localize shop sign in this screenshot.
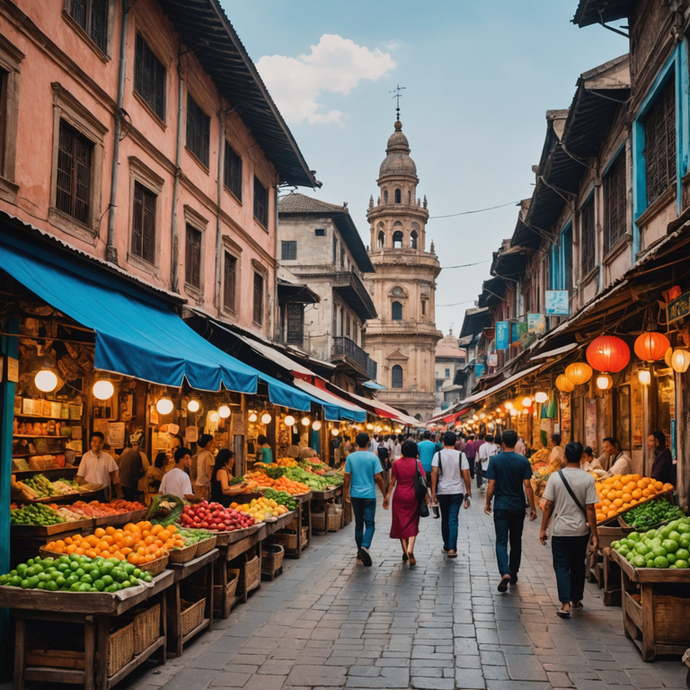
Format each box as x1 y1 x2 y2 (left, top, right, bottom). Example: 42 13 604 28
496 321 509 350
512 321 528 343
527 313 545 334
7 356 18 383
488 353 498 367
475 364 486 377
667 290 690 323
545 290 569 316
108 422 125 448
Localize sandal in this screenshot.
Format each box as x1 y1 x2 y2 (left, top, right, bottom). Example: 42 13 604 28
556 609 571 619
571 602 583 612
497 575 510 592
447 551 458 558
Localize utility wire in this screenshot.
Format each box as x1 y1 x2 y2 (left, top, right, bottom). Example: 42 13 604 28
429 200 520 219
437 300 475 308
441 259 491 269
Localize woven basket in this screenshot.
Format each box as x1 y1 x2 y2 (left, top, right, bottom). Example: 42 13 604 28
327 506 342 531
169 542 198 563
140 554 169 576
130 604 160 655
301 527 308 547
312 511 326 531
180 599 205 637
241 555 261 592
195 534 218 556
215 571 238 610
107 622 134 677
274 530 298 551
261 544 284 575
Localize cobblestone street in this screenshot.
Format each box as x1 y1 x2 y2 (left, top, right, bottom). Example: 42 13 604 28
121 505 689 690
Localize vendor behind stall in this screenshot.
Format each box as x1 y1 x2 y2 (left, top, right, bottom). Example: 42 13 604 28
255 434 273 464
76 431 123 501
159 447 197 501
118 431 149 501
211 450 247 507
192 434 216 499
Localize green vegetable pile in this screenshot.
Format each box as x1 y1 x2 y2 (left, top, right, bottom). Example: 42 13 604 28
176 528 214 546
229 476 246 486
146 494 184 525
0 554 153 592
11 504 64 526
263 465 286 480
623 497 685 530
263 489 297 511
285 467 330 491
612 516 690 568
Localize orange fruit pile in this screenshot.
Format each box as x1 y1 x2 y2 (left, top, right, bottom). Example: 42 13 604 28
45 521 184 564
595 474 674 523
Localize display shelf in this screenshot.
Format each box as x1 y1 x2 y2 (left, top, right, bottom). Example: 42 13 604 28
13 434 65 439
14 490 100 506
15 414 72 421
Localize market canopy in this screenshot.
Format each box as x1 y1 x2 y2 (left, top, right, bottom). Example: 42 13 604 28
292 379 367 423
0 238 268 395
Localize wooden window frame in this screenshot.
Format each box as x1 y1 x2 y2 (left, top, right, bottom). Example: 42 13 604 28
186 92 210 169
221 236 242 317
63 0 113 60
253 271 265 326
0 36 23 204
644 76 676 208
130 181 157 265
603 150 628 256
127 157 164 274
134 33 166 123
392 301 403 321
253 175 269 229
579 196 595 279
223 141 243 201
185 224 202 290
392 365 403 389
281 240 297 261
284 303 304 347
182 206 208 299
223 251 238 314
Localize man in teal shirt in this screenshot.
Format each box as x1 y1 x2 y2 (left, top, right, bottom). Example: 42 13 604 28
417 431 437 483
344 432 385 567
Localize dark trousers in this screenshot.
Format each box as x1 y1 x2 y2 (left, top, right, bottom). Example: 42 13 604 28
438 493 464 552
551 534 590 603
493 509 526 577
467 458 475 479
351 497 377 550
122 486 140 502
476 463 483 489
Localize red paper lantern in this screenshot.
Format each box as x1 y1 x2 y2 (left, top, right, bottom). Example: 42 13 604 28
634 331 671 362
586 335 630 373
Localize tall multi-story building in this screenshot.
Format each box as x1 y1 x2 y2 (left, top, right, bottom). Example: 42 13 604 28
363 119 442 421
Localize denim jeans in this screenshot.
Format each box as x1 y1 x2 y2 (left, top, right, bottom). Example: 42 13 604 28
493 509 526 577
351 497 377 550
437 493 464 552
551 534 590 603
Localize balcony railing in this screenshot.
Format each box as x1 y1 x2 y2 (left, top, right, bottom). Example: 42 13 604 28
333 336 377 380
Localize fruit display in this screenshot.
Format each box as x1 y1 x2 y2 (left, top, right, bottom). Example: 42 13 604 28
595 474 674 523
0 555 153 592
11 474 79 501
44 522 184 564
231 497 290 521
146 494 185 525
263 465 286 480
277 457 298 467
285 467 331 491
176 528 215 547
69 501 131 518
263 489 298 511
621 497 685 530
612 516 690 568
242 471 310 495
178 501 258 531
11 503 65 526
107 499 146 512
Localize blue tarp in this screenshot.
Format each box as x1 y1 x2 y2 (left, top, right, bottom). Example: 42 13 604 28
0 238 311 410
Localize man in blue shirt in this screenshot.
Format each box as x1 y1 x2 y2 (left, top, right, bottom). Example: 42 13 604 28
484 429 536 592
417 431 437 484
344 432 385 567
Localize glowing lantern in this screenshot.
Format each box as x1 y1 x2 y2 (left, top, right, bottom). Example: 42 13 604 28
248 412 258 423
312 421 322 431
261 413 272 424
509 408 519 417
638 370 651 385
331 428 340 436
671 348 690 373
513 399 524 412
565 362 593 386
586 335 630 373
634 332 671 362
218 405 231 419
93 380 115 400
595 374 613 390
302 417 311 426
284 415 295 426
665 348 673 367
187 400 200 413
208 410 220 423
534 391 548 403
34 369 58 393
521 396 532 408
504 400 514 410
156 398 174 415
479 412 486 420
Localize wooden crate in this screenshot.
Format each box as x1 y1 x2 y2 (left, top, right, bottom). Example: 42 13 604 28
602 547 622 607
26 649 85 670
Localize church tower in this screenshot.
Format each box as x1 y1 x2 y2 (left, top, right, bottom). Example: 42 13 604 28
363 118 442 421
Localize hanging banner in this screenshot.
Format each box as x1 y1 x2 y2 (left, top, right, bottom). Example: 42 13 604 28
667 290 690 323
496 321 509 350
545 290 569 316
527 314 545 334
475 364 486 377
488 353 498 367
512 321 528 343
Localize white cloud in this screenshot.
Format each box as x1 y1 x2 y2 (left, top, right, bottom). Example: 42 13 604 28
256 34 396 125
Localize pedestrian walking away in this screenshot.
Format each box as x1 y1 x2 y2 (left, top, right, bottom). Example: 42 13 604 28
383 439 426 566
477 434 498 492
344 432 385 567
539 441 599 618
484 429 537 592
431 430 471 558
464 434 477 479
417 430 437 486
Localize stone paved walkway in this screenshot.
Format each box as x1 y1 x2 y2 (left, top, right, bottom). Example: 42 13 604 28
121 503 689 690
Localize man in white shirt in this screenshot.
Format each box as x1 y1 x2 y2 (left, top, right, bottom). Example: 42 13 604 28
159 447 196 501
431 431 471 558
601 437 633 477
477 434 498 492
76 432 123 501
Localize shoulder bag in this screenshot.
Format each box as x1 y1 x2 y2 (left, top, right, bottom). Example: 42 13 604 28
414 460 429 517
557 470 587 516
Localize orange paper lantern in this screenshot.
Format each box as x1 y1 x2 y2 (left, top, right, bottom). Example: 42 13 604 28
586 335 630 373
556 374 575 392
565 362 593 386
634 332 671 362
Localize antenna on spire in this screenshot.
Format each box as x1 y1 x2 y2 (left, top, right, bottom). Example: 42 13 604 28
391 84 406 121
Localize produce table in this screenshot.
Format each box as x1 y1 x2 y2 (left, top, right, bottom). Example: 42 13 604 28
0 570 173 690
612 549 690 661
311 487 342 534
167 549 218 657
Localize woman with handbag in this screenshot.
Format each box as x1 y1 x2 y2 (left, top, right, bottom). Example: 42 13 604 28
539 442 599 618
383 439 428 566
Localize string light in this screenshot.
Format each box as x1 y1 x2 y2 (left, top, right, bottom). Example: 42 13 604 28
312 421 322 430
93 380 115 400
284 415 295 426
187 400 200 413
218 405 231 419
156 398 174 415
34 369 58 393
301 417 311 426
261 413 272 424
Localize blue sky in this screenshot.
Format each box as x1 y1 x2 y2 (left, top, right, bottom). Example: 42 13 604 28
222 0 627 336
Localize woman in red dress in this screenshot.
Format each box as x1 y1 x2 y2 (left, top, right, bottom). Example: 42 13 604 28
383 440 427 566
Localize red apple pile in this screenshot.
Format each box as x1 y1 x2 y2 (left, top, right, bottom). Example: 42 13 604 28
179 501 257 531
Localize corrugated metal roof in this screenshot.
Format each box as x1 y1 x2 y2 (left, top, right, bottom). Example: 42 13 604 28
159 0 317 188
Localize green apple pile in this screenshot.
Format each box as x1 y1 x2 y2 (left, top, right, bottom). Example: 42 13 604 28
612 517 690 568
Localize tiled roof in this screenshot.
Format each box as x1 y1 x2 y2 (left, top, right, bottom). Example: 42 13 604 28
278 193 347 215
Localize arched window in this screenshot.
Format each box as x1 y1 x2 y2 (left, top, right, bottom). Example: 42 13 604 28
408 191 412 204
392 301 402 320
377 231 385 248
394 189 401 204
383 190 388 203
393 231 403 248
392 365 403 389
410 230 418 249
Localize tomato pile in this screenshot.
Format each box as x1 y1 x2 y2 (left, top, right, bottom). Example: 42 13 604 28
179 501 257 531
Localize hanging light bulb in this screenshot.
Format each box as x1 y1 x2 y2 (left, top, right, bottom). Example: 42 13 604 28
261 412 272 424
93 379 115 400
504 400 514 410
521 396 532 408
156 398 174 415
34 369 58 393
366 423 374 430
534 391 548 404
596 374 613 390
522 409 530 415
479 412 487 420
374 425 382 433
301 416 311 426
284 415 295 426
248 412 258 423
472 414 479 421
208 410 220 423
218 405 231 419
312 420 322 431
187 399 200 413
509 408 519 417
638 370 651 385
331 428 340 436
495 407 502 413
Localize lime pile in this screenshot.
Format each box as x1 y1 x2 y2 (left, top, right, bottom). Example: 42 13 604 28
612 517 690 568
